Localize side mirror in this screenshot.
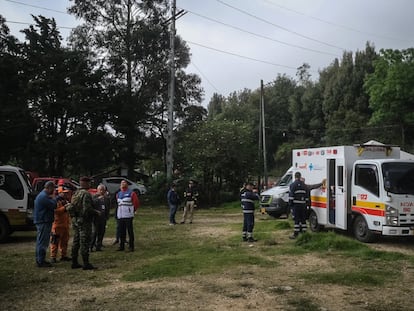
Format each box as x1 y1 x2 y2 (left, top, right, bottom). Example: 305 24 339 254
384 178 391 192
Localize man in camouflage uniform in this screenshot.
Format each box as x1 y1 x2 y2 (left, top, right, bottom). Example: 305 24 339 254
67 176 99 270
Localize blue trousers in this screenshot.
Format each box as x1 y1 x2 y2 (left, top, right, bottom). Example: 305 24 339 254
242 212 255 237
35 222 52 264
169 204 178 224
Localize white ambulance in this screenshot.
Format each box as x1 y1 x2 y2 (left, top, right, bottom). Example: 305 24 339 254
293 140 414 242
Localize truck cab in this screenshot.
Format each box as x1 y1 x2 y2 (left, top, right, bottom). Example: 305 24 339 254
293 141 414 242
0 166 35 242
259 167 293 218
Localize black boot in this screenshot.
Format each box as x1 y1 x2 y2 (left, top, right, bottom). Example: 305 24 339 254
71 257 82 269
82 255 97 270
117 241 125 251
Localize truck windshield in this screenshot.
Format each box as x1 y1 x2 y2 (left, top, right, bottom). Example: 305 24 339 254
19 169 33 192
277 173 292 186
382 162 414 195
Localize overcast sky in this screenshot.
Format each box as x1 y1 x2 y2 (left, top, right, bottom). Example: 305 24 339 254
2 0 413 107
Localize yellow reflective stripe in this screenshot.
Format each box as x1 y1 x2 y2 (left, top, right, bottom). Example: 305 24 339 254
355 200 385 210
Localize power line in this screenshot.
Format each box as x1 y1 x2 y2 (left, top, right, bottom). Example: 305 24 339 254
191 59 222 94
4 0 69 15
261 0 411 44
180 7 339 57
215 0 345 51
6 20 74 30
186 40 318 73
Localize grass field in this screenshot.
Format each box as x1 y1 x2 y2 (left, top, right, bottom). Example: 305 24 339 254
1 202 414 311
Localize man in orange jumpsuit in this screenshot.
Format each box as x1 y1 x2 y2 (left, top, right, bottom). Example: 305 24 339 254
50 187 71 262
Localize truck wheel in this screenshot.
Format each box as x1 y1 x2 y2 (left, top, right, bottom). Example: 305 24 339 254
353 215 376 243
309 210 320 232
0 216 10 243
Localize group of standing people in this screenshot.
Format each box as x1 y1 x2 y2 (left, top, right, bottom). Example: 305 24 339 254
33 171 322 270
167 180 199 225
33 177 98 269
239 172 324 242
34 176 139 270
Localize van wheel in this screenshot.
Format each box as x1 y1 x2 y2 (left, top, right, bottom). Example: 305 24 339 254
0 216 10 243
268 212 282 219
353 215 376 243
309 210 320 232
133 189 141 196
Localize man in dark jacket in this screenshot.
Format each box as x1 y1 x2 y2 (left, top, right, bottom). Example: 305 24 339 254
34 181 57 267
91 184 111 251
241 182 259 242
180 180 199 224
167 183 180 225
289 172 308 239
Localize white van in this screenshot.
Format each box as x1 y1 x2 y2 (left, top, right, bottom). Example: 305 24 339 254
259 167 293 218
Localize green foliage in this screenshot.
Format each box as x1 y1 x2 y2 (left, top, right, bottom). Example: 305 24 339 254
365 48 414 147
69 0 203 177
177 119 257 202
0 16 35 166
320 43 377 145
295 231 367 251
295 231 408 262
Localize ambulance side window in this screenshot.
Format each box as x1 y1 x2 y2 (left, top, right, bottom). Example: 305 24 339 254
355 164 379 197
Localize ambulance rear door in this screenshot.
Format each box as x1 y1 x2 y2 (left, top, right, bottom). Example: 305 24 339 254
335 158 347 229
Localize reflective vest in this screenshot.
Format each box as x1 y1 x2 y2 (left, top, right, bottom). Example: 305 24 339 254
117 190 134 219
289 180 307 206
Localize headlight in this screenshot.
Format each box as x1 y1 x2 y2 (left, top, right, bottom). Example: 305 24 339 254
385 205 398 225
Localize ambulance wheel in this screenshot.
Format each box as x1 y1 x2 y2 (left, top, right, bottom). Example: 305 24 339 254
309 210 320 232
353 215 376 243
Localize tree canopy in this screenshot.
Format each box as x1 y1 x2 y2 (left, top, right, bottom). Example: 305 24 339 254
1 5 413 203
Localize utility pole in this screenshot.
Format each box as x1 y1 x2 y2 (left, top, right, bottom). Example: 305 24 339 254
258 81 263 191
166 0 176 181
261 80 268 189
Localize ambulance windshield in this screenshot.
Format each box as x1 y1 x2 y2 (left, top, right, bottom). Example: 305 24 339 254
382 162 414 195
277 172 292 187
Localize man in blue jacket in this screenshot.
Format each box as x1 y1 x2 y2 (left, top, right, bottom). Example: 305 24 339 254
34 181 57 267
167 183 180 225
241 182 259 242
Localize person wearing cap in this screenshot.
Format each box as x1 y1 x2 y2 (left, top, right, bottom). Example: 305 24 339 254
180 180 199 224
241 182 259 242
116 179 140 252
69 176 99 270
167 183 180 225
34 181 57 268
50 187 71 263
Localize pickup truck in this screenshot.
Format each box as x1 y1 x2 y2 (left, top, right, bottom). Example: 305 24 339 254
0 165 36 242
32 177 97 196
